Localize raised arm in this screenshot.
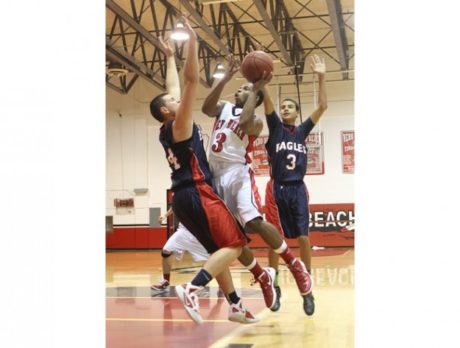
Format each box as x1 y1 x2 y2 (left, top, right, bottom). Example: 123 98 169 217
239 71 272 136
159 36 181 101
309 54 328 124
172 17 198 142
201 56 240 117
261 84 275 115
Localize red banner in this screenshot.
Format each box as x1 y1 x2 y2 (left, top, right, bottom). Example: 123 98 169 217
252 136 270 176
309 203 355 247
251 133 324 176
341 131 355 174
305 132 324 175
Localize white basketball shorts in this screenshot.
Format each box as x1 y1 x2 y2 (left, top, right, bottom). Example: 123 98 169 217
163 223 209 262
211 162 262 227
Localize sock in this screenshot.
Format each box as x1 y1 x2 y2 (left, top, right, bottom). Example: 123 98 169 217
191 269 213 287
227 291 240 305
247 258 264 279
163 274 170 282
275 241 295 265
274 271 279 287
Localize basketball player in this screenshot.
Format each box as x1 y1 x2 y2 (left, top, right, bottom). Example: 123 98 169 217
149 19 257 324
152 207 258 324
261 54 328 315
201 56 313 312
151 207 209 292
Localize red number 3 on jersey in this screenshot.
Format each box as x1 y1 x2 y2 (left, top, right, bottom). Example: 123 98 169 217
211 132 227 153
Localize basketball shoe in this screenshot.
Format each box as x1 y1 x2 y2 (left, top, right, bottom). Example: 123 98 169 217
175 283 203 324
270 286 282 312
151 279 169 292
287 259 313 296
251 267 277 309
228 300 260 324
303 292 315 316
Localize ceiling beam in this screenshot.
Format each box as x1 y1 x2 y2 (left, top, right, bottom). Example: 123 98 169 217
178 0 231 56
106 47 165 90
106 0 163 51
325 0 349 79
252 0 293 66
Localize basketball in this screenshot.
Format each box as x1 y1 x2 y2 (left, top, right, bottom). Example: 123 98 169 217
240 50 273 83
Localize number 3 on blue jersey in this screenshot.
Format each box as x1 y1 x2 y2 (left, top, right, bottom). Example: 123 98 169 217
286 154 296 170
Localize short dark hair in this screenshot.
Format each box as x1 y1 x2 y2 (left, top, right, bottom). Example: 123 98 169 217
149 92 168 122
282 98 299 111
255 90 264 108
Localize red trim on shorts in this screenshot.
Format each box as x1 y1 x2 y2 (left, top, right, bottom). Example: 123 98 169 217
245 135 256 164
195 183 247 248
265 179 284 236
248 167 262 212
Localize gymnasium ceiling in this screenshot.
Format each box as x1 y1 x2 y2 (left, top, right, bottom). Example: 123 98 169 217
106 0 354 95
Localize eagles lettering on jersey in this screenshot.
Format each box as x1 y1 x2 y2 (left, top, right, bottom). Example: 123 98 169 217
159 121 212 189
209 101 255 165
265 111 315 183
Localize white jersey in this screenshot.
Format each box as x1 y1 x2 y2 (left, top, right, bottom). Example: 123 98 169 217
208 102 256 176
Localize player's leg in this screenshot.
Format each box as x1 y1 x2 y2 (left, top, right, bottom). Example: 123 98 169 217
151 249 172 292
293 183 315 315
173 184 247 324
215 268 259 324
215 167 277 309
299 235 315 315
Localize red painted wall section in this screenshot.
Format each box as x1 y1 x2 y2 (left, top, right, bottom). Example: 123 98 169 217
106 227 167 249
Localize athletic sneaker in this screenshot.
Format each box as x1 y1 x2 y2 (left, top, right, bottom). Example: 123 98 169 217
228 300 260 324
151 279 170 292
251 267 277 309
287 259 313 296
175 283 203 324
303 292 315 316
270 286 282 312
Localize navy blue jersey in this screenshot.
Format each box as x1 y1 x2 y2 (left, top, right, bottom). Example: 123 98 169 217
159 121 212 190
265 111 315 182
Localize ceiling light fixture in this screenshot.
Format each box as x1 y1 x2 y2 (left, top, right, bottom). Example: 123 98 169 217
171 21 189 41
212 63 226 79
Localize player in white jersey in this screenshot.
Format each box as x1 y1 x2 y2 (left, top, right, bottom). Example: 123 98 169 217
202 57 313 311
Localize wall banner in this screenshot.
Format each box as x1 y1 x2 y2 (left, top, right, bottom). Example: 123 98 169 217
341 130 355 174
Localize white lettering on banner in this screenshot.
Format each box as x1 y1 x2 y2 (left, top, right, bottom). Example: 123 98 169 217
344 145 354 152
343 134 353 142
336 211 348 227
314 211 324 227
309 209 355 230
325 211 336 227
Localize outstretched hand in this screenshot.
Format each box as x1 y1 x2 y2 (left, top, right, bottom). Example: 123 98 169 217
181 16 197 40
158 36 174 57
310 54 326 75
252 70 273 90
223 55 240 81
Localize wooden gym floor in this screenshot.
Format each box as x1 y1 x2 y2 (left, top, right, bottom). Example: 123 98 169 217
106 248 354 348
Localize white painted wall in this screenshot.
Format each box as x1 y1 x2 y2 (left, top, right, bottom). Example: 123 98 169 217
106 77 354 224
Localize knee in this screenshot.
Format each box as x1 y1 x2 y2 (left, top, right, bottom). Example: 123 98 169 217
246 217 263 232
161 250 172 258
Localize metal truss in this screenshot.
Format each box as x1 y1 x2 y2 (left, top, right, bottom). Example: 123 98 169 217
106 0 354 94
